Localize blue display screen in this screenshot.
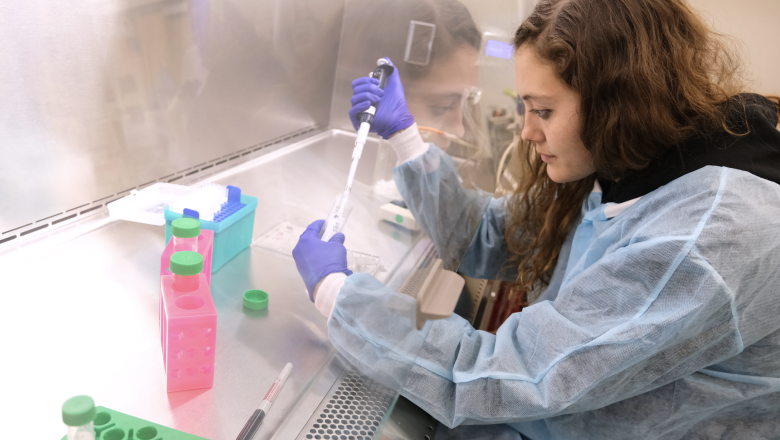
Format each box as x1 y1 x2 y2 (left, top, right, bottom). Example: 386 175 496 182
485 40 513 59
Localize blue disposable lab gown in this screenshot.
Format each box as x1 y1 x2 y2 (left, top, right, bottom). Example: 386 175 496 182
326 143 780 439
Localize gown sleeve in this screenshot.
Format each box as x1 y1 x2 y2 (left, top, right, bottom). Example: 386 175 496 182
394 144 511 278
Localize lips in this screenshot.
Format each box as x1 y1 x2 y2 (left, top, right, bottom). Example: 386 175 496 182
540 153 554 163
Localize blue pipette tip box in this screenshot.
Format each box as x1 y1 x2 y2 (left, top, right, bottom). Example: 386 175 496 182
165 186 257 273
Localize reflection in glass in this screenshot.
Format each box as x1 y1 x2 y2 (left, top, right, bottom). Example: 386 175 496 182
337 0 513 271
404 21 436 66
324 2 519 428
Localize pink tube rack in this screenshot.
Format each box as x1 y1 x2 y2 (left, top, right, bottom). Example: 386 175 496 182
160 273 217 392
160 230 214 356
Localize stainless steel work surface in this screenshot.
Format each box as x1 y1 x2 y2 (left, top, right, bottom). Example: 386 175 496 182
1 130 423 439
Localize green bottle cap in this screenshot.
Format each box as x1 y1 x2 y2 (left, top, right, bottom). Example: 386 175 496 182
170 251 203 276
243 290 269 310
62 395 96 427
172 218 201 238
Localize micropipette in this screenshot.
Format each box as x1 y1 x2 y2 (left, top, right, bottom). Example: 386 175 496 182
321 59 395 241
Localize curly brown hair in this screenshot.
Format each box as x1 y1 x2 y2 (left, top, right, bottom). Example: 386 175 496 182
505 0 780 292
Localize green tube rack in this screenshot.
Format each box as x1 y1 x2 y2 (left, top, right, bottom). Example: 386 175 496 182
59 406 207 440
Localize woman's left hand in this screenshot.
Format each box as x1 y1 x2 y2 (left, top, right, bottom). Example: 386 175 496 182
292 220 353 301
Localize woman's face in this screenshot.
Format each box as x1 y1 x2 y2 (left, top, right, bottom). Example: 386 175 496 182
403 46 479 149
515 45 595 183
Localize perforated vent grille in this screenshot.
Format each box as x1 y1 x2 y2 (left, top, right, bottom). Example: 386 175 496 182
398 246 438 299
301 368 394 440
465 278 488 323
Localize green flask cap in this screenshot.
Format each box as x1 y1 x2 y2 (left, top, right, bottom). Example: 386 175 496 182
243 290 269 310
62 395 96 427
171 218 201 239
170 251 203 276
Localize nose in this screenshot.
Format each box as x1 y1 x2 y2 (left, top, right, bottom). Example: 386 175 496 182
448 104 466 139
521 112 545 144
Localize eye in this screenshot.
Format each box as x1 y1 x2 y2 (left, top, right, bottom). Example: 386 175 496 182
529 109 551 120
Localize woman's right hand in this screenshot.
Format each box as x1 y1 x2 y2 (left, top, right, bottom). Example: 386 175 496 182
349 57 415 139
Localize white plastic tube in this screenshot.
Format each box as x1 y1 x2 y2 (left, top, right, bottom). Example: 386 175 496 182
320 190 355 242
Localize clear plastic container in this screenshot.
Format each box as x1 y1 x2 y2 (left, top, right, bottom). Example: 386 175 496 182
253 221 382 276
253 221 303 255
173 236 198 253
171 218 200 253
67 423 95 440
346 250 382 276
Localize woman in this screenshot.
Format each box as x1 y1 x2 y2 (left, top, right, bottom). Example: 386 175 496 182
293 0 780 438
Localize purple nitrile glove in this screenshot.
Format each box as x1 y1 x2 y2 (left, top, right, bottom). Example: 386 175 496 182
348 57 415 139
292 219 353 301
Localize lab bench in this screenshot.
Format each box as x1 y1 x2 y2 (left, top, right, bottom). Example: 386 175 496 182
0 130 438 440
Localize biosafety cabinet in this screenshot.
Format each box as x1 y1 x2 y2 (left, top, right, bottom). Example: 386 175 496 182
0 0 532 438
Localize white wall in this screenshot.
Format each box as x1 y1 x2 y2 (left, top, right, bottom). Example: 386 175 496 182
688 0 780 95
